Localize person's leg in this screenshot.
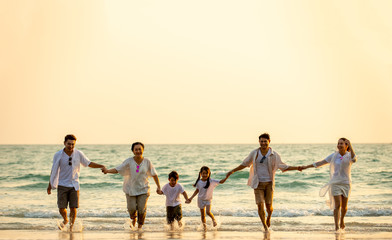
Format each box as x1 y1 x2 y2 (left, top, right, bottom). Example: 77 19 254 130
69 208 77 231
136 194 149 229
167 206 175 230
340 195 349 229
257 203 269 231
254 184 269 231
126 194 137 227
57 186 69 227
59 208 68 225
265 183 274 227
333 195 342 231
175 205 183 227
68 188 79 231
200 208 207 230
205 204 217 227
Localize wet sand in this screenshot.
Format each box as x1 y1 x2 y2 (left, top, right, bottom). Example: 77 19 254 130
0 230 391 240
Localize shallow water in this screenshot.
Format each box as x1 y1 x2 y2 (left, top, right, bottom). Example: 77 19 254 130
0 144 391 232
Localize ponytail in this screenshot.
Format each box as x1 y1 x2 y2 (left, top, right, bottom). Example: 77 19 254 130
193 166 211 189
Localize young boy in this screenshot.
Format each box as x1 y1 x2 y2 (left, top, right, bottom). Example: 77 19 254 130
160 171 189 229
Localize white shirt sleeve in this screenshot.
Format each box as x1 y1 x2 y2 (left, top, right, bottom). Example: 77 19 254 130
147 159 158 177
115 159 131 176
78 150 91 167
179 183 185 193
242 150 255 167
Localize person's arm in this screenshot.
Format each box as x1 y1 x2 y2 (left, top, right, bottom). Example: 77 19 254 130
47 183 52 195
103 168 118 174
347 139 357 163
152 175 162 194
186 189 199 203
89 162 105 169
283 166 301 172
182 191 189 201
226 164 247 179
301 159 329 170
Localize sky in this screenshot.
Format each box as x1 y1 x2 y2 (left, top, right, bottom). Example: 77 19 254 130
1 0 391 144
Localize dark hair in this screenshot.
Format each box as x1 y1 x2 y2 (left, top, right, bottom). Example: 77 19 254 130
193 166 211 189
131 142 145 151
64 134 77 142
168 171 179 180
258 133 270 141
339 137 351 152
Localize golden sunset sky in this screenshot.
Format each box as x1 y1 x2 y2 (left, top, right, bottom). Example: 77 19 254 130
1 1 391 144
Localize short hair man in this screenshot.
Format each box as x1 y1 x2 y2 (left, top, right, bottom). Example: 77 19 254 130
226 133 301 231
47 134 106 231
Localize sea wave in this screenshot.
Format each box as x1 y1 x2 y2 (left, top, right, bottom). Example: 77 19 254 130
2 207 391 219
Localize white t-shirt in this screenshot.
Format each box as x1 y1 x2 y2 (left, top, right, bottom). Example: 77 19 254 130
115 157 158 196
162 183 185 207
255 149 272 182
58 151 74 187
196 178 220 201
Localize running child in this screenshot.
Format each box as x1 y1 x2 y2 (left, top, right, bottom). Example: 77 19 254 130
186 166 227 230
159 171 189 229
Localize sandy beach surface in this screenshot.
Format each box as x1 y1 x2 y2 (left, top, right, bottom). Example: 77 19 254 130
0 230 391 240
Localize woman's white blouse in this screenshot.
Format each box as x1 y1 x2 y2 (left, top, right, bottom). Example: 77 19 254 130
115 157 158 196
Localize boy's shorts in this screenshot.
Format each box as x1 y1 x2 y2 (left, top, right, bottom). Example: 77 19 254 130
254 182 273 204
166 204 182 224
57 185 79 209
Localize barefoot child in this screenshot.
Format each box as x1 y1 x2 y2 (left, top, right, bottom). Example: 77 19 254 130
159 171 189 229
186 166 227 230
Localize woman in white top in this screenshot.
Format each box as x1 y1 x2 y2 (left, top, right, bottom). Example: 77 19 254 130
103 142 162 229
301 138 357 231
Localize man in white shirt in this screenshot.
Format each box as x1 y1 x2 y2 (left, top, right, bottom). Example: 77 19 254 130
47 134 106 231
226 133 301 231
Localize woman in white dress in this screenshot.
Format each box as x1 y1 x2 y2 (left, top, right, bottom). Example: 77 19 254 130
301 138 357 231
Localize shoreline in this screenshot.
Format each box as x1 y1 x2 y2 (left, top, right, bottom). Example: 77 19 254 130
0 230 392 240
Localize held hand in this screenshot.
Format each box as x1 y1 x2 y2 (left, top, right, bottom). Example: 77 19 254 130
156 188 163 195
101 167 108 174
220 176 228 184
298 166 307 171
185 199 191 204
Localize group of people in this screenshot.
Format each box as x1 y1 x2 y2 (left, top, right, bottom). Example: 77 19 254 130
47 133 357 232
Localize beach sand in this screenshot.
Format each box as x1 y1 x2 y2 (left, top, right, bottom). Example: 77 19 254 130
0 230 391 240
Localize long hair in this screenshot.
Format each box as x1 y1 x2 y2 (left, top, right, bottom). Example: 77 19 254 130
339 137 351 152
193 166 211 189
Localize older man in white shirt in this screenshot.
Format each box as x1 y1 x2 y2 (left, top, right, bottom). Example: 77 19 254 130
47 134 106 231
226 133 301 232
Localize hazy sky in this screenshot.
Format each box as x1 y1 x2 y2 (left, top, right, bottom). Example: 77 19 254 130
1 0 391 144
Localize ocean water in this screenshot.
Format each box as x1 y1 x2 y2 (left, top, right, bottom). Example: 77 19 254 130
0 144 391 233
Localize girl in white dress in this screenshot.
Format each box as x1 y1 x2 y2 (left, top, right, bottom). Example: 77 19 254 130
186 166 227 230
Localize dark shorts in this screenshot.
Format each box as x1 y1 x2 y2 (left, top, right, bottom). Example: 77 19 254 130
166 204 182 224
57 185 79 209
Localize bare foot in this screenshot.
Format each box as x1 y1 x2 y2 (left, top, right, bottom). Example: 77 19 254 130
69 223 73 232
335 225 340 231
263 225 269 232
131 218 136 227
178 221 183 228
340 220 345 230
58 220 68 230
212 219 217 227
203 223 207 231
